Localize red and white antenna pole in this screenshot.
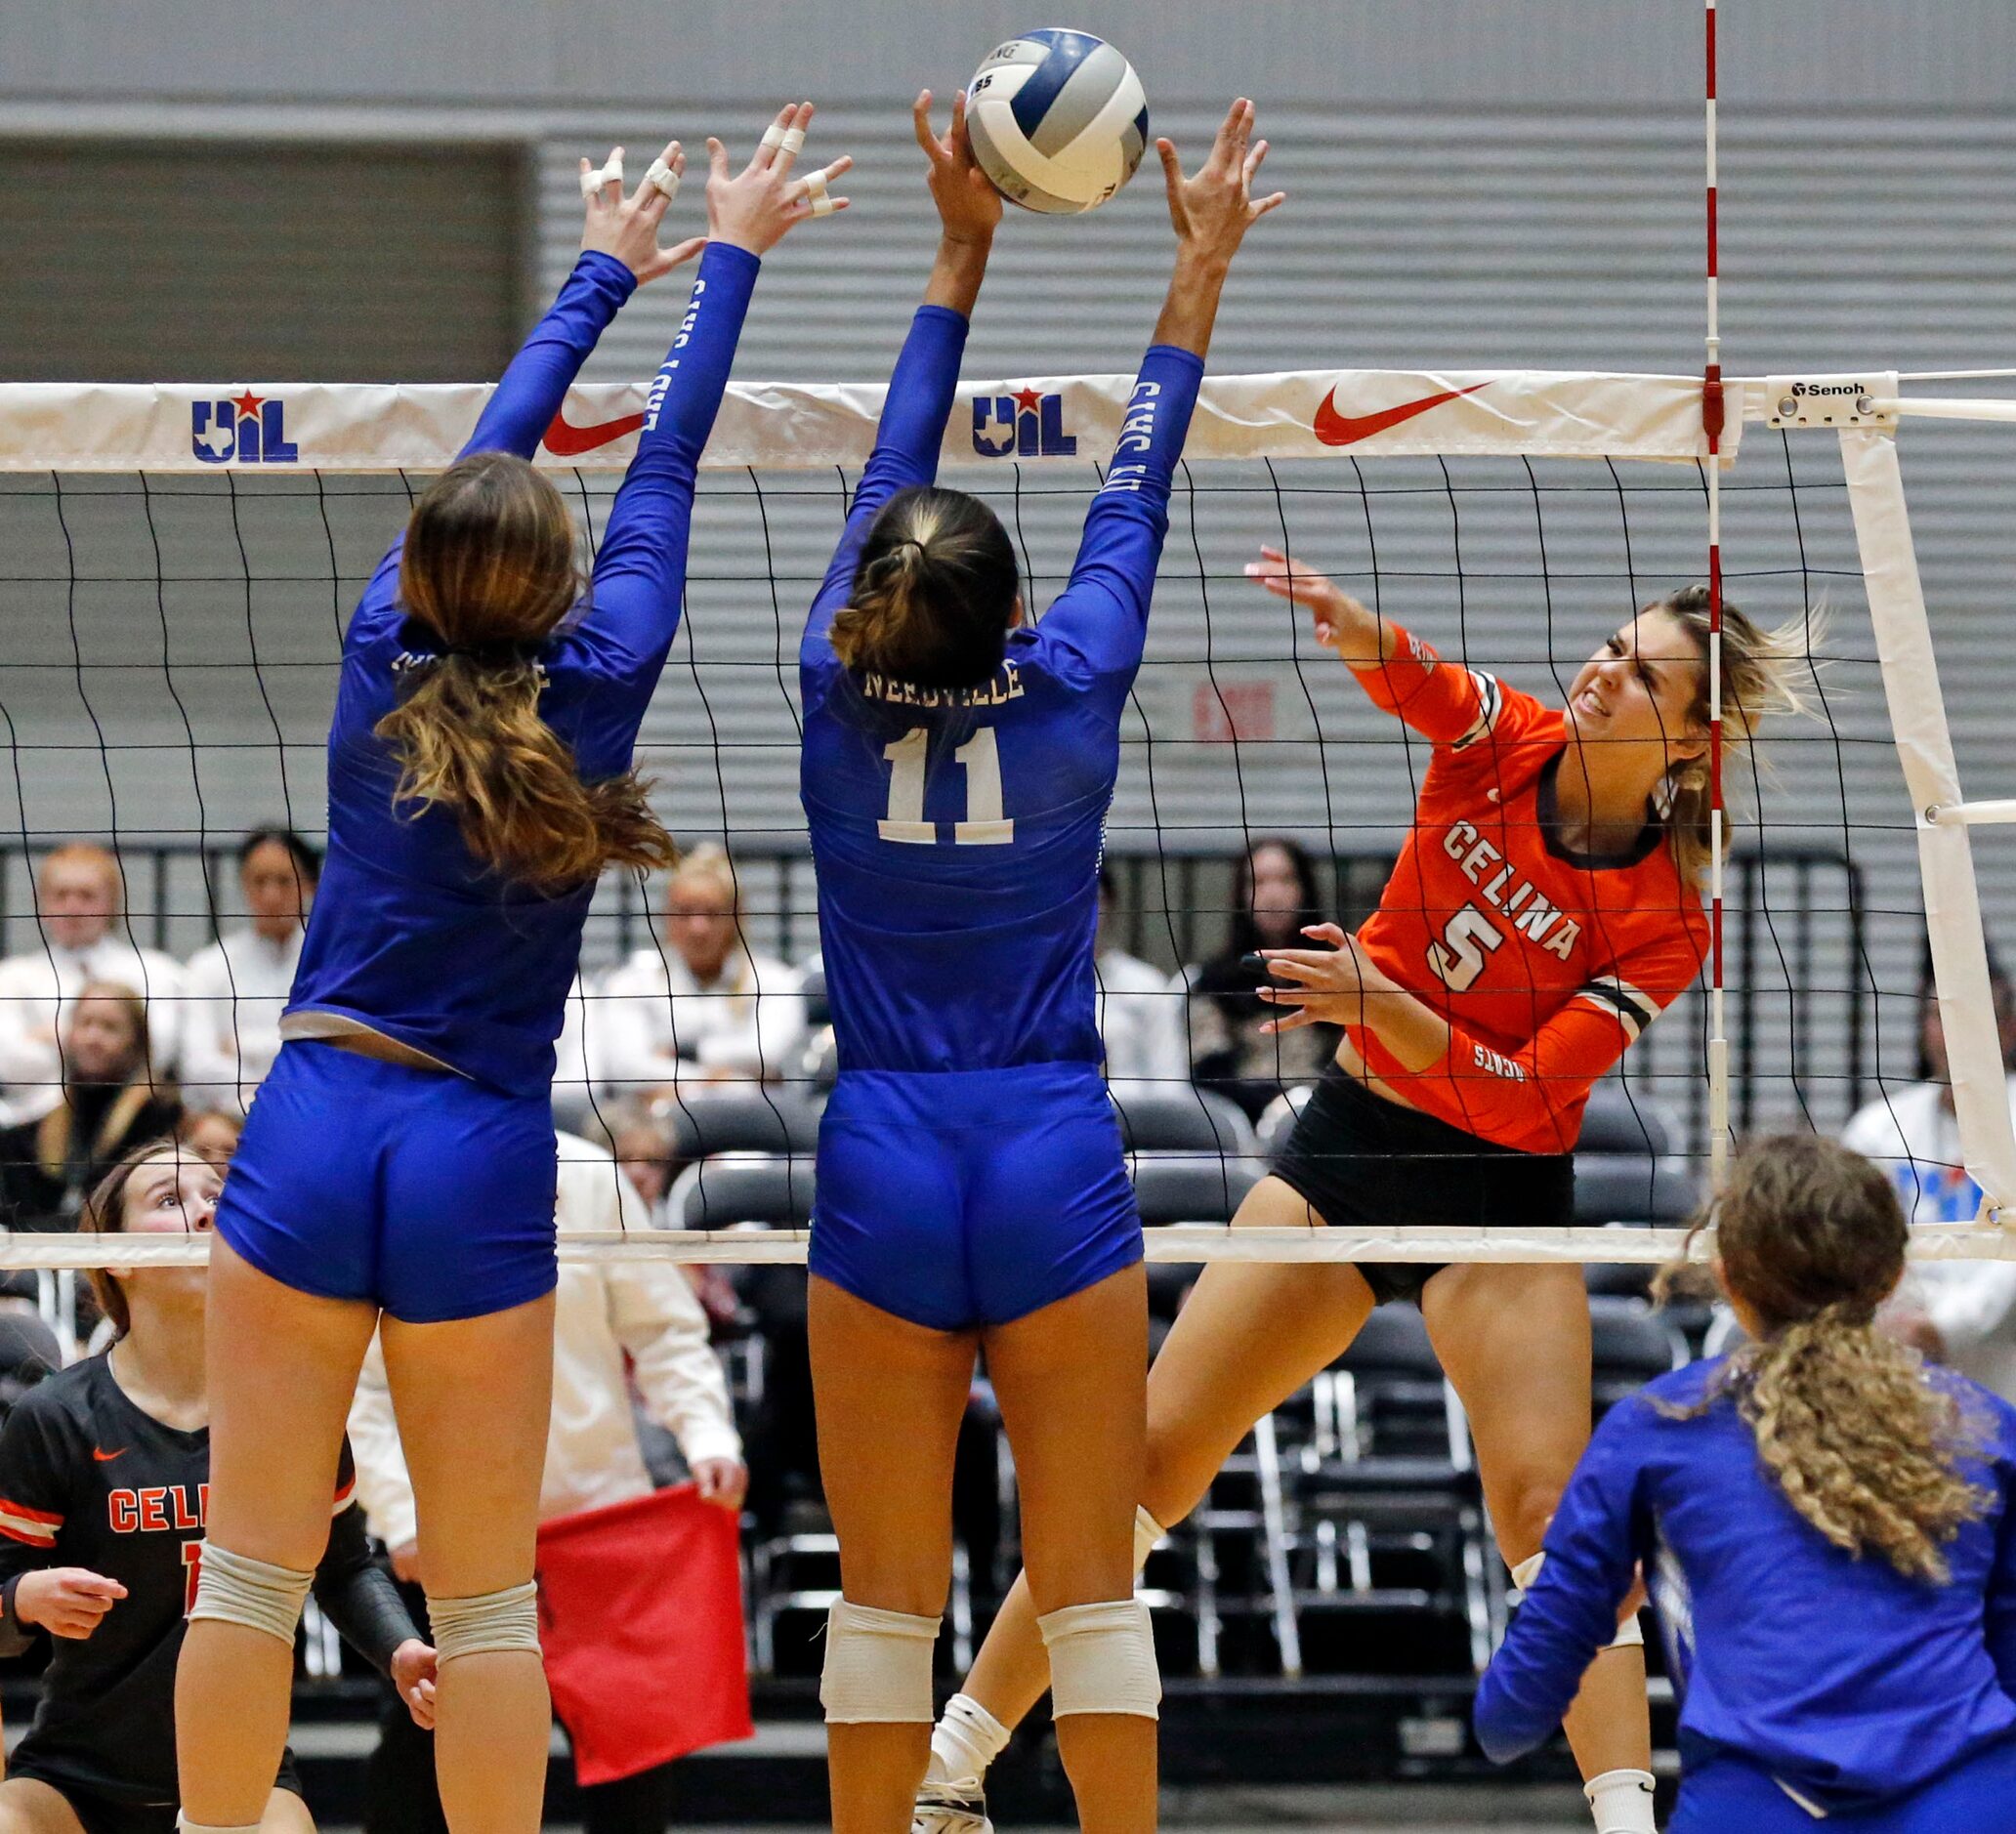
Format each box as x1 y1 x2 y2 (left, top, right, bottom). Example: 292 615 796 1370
1703 0 1729 1183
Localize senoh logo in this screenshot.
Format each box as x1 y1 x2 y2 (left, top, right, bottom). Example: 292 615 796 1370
973 389 1076 458
1790 381 1866 396
1313 382 1491 447
191 391 298 464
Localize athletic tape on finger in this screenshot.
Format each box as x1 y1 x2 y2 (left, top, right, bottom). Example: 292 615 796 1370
762 124 807 154
646 157 680 202
805 167 835 218
580 151 624 198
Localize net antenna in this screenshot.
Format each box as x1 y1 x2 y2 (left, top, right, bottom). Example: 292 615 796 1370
1702 0 1731 1185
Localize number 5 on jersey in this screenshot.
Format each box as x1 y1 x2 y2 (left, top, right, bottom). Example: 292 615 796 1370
879 727 1014 846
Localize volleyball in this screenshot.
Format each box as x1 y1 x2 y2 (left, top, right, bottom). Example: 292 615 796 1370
965 28 1149 215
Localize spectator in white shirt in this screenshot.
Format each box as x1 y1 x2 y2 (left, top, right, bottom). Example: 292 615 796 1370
1847 955 2016 1402
0 845 185 1127
348 1131 743 1834
591 847 806 1101
177 827 318 1115
1094 865 1187 1093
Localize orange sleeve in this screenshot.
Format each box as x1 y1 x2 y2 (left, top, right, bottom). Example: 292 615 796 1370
1353 621 1524 751
1361 926 1704 1152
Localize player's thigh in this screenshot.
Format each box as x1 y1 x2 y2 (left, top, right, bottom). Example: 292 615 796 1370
377 1291 557 1600
806 1273 975 1616
983 1261 1148 1612
260 1785 318 1834
203 1232 378 1565
1421 1260 1593 1555
0 1779 86 1834
1139 1175 1376 1526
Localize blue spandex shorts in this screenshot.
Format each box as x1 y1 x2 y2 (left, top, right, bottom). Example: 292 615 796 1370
1673 1738 2016 1832
215 1039 559 1323
809 1062 1141 1332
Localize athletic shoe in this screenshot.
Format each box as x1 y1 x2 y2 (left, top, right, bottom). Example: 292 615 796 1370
912 1776 993 1834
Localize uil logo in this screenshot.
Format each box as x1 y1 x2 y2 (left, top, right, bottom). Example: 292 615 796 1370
191 391 299 465
972 389 1076 458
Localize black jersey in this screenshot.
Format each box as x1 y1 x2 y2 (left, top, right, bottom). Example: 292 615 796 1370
0 1353 411 1806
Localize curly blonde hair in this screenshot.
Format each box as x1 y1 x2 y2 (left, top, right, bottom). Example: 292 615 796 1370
1659 1133 1992 1582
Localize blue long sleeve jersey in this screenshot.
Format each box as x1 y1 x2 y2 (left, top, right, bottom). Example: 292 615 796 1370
1474 1357 2016 1814
285 245 760 1097
799 307 1203 1074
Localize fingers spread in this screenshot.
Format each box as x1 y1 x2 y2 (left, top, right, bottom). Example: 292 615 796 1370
1251 189 1287 221
707 137 731 184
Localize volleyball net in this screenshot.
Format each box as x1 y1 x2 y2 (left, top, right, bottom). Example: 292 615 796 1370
1 362 2012 1271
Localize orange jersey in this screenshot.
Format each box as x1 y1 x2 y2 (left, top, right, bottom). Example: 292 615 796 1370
1346 624 1709 1154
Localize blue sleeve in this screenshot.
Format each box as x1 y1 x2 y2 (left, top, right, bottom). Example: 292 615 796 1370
460 250 638 461
1472 1404 1654 1765
343 251 637 656
1986 1447 2016 1697
802 305 970 662
1029 345 1205 685
571 241 761 691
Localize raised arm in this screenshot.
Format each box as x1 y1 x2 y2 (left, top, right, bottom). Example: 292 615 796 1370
804 90 1000 656
586 104 855 685
1034 100 1284 682
464 139 706 463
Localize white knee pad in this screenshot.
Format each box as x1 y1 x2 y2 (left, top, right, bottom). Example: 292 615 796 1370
819 1599 940 1724
188 1542 314 1648
1133 1505 1165 1573
1511 1552 1643 1648
1038 1599 1160 1721
427 1579 541 1662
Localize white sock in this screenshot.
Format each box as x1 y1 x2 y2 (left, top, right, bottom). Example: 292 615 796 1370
925 1691 1013 1788
177 1819 265 1834
1584 1768 1657 1834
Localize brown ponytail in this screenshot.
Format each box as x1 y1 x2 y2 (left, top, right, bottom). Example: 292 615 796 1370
828 486 1021 689
1654 585 1821 886
1659 1134 1992 1582
382 452 676 893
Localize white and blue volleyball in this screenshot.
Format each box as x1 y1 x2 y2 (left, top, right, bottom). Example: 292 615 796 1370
966 29 1149 215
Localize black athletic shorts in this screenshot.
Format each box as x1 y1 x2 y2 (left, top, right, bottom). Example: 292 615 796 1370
4 1760 305 1834
1270 1063 1575 1307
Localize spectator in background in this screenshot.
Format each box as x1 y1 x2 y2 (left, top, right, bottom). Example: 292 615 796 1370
1185 836 1339 1120
180 1107 245 1166
1851 948 2016 1401
177 827 319 1115
592 848 807 1100
1093 865 1187 1093
0 983 182 1230
0 845 184 1127
349 1131 743 1834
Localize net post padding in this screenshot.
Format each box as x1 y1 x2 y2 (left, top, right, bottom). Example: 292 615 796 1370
10 1225 2016 1271
1840 427 2016 1220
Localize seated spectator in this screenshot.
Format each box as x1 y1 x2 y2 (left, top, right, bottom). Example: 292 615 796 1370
177 826 318 1115
179 1106 244 1166
1093 865 1187 1093
592 848 807 1100
1185 836 1339 1121
0 845 184 1127
0 983 182 1230
1853 947 2016 1402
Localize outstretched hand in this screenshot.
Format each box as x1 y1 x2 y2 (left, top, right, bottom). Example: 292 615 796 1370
1157 97 1284 267
1255 924 1378 1032
707 102 854 258
1245 546 1361 646
578 140 707 286
914 89 1002 245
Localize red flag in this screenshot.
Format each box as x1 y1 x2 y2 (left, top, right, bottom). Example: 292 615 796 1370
535 1483 754 1784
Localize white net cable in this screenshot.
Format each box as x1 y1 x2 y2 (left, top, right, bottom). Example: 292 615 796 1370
1 366 2011 1270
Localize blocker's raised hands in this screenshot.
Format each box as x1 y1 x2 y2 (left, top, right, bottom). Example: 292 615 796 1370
708 102 854 258
579 140 706 286
1157 97 1284 267
914 88 1002 246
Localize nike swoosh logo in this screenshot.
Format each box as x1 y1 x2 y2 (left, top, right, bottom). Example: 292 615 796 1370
543 408 646 457
1313 383 1491 447
92 1447 126 1462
